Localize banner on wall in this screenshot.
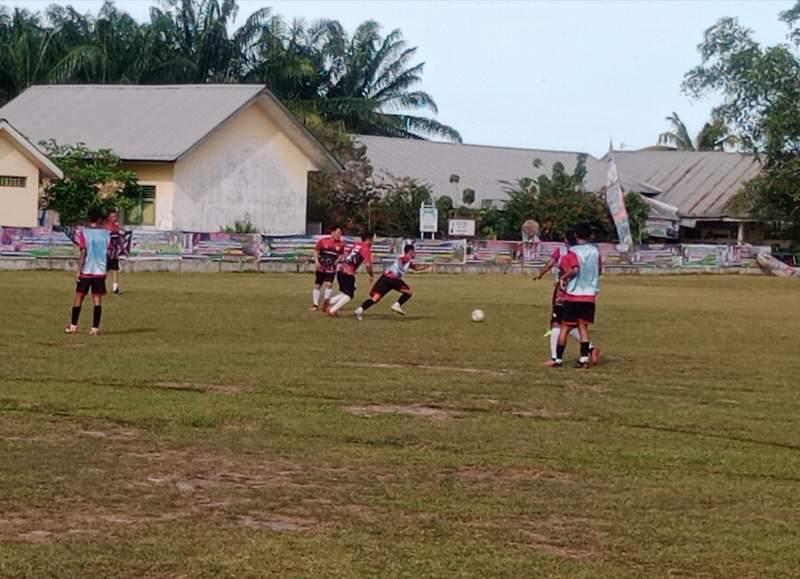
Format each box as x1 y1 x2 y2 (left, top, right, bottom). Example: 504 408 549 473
605 149 633 250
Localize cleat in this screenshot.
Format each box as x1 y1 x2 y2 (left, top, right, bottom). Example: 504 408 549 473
89 327 100 336
543 359 559 367
575 360 590 369
321 299 330 313
354 309 363 321
590 347 601 365
309 304 319 312
113 288 121 295
391 303 406 316
65 324 78 334
327 310 338 318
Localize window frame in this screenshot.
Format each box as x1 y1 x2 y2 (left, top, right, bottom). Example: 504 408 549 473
124 184 157 227
0 175 27 188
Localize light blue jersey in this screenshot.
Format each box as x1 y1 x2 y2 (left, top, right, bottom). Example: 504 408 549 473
566 243 601 298
79 227 111 277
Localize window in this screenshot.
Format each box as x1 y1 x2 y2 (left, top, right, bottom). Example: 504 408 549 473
0 176 27 188
124 185 156 226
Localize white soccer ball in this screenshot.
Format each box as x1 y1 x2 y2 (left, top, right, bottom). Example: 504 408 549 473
471 309 485 322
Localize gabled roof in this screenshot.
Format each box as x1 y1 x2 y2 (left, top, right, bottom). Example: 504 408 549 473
0 119 63 179
0 84 341 171
356 135 604 206
357 135 761 220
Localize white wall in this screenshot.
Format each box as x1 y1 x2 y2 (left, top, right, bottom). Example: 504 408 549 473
172 103 313 234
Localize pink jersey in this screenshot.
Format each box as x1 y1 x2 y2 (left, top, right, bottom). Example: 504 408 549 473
339 242 372 276
315 236 345 273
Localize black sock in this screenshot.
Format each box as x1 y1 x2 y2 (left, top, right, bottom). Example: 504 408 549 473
398 293 411 305
93 305 102 328
360 298 375 311
71 306 81 325
556 344 566 360
580 341 590 358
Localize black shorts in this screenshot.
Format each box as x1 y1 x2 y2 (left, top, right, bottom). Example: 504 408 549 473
551 304 565 324
337 271 357 298
315 270 335 285
107 258 120 271
563 300 596 325
76 276 107 296
371 275 410 298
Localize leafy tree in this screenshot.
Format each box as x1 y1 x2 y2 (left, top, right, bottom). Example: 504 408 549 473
40 141 139 226
435 195 453 233
682 5 800 238
657 111 737 151
462 187 476 205
624 192 651 244
371 177 433 237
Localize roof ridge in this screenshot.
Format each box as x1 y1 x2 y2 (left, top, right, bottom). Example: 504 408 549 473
28 84 264 90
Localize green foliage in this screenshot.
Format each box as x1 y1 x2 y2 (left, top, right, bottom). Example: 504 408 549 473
0 2 460 140
462 188 476 206
371 177 433 237
40 141 139 226
435 195 454 233
682 5 800 238
221 213 257 234
624 192 651 245
657 111 737 151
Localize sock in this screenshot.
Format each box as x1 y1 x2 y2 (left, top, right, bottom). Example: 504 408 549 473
112 282 119 292
570 328 593 349
312 288 320 306
556 344 566 362
93 305 102 328
323 288 332 301
579 341 590 363
397 293 411 305
71 306 81 325
329 295 351 314
360 298 375 311
549 327 561 360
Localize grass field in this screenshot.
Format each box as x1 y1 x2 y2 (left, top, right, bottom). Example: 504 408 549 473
1 270 800 578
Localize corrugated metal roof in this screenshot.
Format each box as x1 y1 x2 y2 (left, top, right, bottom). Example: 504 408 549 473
357 135 761 219
356 135 604 206
0 85 341 170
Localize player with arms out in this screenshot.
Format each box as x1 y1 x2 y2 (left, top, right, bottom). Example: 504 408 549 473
104 208 127 294
354 243 431 320
328 232 375 317
310 225 345 312
553 223 601 368
66 207 111 336
536 232 599 366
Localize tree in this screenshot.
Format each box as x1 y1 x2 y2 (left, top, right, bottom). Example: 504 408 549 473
657 111 737 151
40 141 140 226
682 5 800 238
371 177 433 237
624 192 651 245
462 187 476 206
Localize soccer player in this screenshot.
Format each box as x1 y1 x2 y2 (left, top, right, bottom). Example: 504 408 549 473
554 223 601 368
104 208 126 294
66 207 111 336
311 225 345 312
328 232 375 316
536 233 598 366
354 243 431 320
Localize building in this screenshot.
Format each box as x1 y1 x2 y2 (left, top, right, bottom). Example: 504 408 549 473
357 135 762 242
0 119 63 227
0 85 341 233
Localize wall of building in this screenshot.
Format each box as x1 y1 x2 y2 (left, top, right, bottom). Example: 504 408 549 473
172 103 313 234
0 133 40 227
120 162 175 230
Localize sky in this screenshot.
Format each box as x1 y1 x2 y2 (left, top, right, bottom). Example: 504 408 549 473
7 0 795 156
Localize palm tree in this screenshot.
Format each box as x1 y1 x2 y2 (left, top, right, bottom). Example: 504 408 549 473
0 7 59 104
313 20 461 142
657 111 737 151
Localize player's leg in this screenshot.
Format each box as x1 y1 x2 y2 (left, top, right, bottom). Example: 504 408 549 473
390 283 412 316
311 271 323 311
545 307 562 366
67 278 90 333
568 327 599 363
321 279 334 312
576 321 591 368
89 278 107 335
329 274 355 315
354 278 386 320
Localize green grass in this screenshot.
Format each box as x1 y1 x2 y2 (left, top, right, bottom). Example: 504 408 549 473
1 270 800 578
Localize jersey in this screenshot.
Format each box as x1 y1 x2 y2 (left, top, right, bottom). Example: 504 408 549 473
563 243 601 303
78 227 111 278
315 236 345 273
384 253 413 279
339 242 372 276
550 246 569 302
104 222 124 259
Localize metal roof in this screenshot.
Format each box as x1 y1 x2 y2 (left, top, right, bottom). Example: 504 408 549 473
0 84 341 170
357 135 761 220
0 119 63 179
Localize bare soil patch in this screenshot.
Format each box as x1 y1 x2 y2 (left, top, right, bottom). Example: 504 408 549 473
512 408 573 420
344 404 461 420
152 382 251 394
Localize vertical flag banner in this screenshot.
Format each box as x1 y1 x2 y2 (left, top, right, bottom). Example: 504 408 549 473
605 149 633 250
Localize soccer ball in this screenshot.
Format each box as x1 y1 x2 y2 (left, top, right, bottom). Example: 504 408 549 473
471 309 485 322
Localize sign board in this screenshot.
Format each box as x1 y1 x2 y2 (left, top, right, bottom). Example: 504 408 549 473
419 204 438 234
448 219 476 237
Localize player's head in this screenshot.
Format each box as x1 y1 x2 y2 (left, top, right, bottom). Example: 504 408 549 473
361 232 375 245
403 243 415 257
330 225 343 240
574 223 592 242
106 208 119 224
564 230 578 246
87 207 104 224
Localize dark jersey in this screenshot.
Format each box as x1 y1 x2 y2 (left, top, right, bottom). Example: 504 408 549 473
339 242 372 276
315 236 345 273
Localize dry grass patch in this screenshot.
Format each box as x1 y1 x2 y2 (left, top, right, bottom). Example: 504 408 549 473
151 381 251 394
344 403 461 420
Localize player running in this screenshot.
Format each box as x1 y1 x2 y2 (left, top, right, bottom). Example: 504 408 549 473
310 225 345 312
354 243 431 320
104 208 126 294
66 207 111 336
553 223 602 369
536 232 599 366
327 232 375 317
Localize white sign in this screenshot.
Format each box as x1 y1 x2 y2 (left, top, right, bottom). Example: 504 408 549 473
419 204 438 234
448 219 476 237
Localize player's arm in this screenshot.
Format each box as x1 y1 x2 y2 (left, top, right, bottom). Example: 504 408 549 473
410 262 432 272
313 240 322 268
536 257 556 280
77 248 86 281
